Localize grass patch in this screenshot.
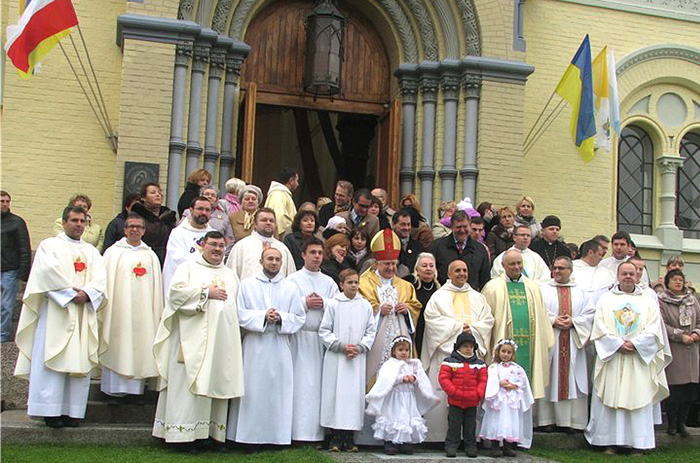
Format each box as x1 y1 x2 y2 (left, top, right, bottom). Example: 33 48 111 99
0 444 336 463
529 444 700 463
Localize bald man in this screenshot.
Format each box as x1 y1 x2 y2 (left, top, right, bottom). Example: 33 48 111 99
420 260 494 441
481 250 554 402
227 247 306 445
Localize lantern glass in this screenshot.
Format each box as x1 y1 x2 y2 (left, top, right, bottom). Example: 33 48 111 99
304 0 345 96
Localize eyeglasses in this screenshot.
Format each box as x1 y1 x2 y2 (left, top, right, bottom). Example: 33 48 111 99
356 202 371 209
125 225 145 230
551 266 571 271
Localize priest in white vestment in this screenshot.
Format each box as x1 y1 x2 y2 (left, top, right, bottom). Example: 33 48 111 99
226 207 295 280
152 231 244 444
227 247 306 445
584 262 669 451
286 238 339 442
536 256 595 431
162 197 214 296
421 260 494 442
15 206 107 427
599 231 650 285
491 226 550 284
100 213 163 397
571 239 615 304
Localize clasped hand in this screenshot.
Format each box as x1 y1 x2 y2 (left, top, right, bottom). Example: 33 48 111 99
380 302 408 316
71 288 88 304
619 340 636 353
265 308 281 324
208 285 228 301
499 379 517 390
343 344 359 359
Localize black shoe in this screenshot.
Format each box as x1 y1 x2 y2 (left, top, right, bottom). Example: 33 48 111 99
384 441 398 455
466 447 477 458
678 424 690 437
502 442 516 457
61 415 79 428
44 416 64 428
445 447 457 458
328 434 341 452
399 443 413 455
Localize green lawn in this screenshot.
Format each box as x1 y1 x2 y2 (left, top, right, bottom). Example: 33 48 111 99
529 444 700 463
0 444 335 463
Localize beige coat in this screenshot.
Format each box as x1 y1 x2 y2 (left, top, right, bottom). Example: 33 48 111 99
658 290 700 385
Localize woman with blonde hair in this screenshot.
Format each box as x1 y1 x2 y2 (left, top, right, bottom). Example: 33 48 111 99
514 196 541 238
485 206 516 261
432 201 457 239
224 177 246 214
402 252 440 356
177 169 211 217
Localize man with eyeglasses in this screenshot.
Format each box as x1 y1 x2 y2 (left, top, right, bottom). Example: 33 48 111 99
491 225 549 284
336 189 380 239
153 231 243 446
162 196 215 295
535 256 595 433
99 213 163 402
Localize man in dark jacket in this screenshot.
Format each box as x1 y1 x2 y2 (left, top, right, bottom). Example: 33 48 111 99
439 332 488 458
318 180 353 227
430 211 490 290
529 215 571 268
1 191 31 342
102 193 141 253
392 209 423 275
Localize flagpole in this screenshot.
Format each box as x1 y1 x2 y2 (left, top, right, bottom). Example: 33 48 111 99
523 99 567 156
68 35 111 136
76 24 115 139
523 91 560 148
59 42 112 145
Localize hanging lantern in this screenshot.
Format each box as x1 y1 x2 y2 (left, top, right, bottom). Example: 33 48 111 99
304 0 346 97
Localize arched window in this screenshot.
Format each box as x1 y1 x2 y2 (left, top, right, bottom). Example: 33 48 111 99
617 125 654 234
677 132 700 239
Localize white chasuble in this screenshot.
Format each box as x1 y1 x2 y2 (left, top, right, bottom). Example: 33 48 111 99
225 231 296 280
420 281 494 442
161 220 214 296
100 238 163 395
227 272 306 445
584 285 668 449
15 233 106 418
319 293 376 431
286 268 339 441
152 255 243 443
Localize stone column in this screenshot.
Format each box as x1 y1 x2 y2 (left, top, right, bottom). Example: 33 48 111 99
218 52 244 192
203 48 225 177
418 64 439 224
185 41 210 178
166 40 192 211
395 65 419 196
460 73 482 202
439 60 461 203
657 155 685 228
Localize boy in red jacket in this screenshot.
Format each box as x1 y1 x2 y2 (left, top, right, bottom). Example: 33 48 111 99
438 332 488 458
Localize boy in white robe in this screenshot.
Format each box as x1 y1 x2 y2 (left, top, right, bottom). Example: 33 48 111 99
227 247 306 445
286 238 339 442
319 268 376 451
100 213 163 398
161 197 214 295
536 256 595 431
15 206 107 427
152 232 244 444
584 262 668 452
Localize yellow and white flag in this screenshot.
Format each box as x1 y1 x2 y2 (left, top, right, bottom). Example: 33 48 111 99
592 47 620 151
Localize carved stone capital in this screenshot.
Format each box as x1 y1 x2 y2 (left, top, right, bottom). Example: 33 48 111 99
656 155 684 174
225 55 245 83
208 49 226 78
399 78 419 104
192 44 210 73
420 77 439 103
462 73 482 98
175 41 193 67
441 75 461 101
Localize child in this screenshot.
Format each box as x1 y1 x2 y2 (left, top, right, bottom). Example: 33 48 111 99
438 332 488 458
365 335 440 455
478 339 534 457
319 268 377 452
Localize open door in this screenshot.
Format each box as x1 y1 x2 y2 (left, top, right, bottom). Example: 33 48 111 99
239 82 257 183
375 99 401 208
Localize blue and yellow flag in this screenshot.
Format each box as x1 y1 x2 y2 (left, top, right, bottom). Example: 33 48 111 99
555 35 596 162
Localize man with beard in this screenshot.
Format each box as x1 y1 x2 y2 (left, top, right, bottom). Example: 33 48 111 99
162 196 214 294
226 207 296 280
227 247 306 445
153 231 243 445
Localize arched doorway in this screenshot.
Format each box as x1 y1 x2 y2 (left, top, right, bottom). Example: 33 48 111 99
235 0 397 202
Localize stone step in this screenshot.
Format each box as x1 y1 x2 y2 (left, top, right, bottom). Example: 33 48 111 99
85 401 156 424
3 408 698 447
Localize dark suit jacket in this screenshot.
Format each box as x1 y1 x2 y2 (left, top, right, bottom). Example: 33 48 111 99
429 233 491 290
336 210 380 240
399 237 424 273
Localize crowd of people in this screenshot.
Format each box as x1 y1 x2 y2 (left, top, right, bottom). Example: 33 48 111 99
1 165 699 457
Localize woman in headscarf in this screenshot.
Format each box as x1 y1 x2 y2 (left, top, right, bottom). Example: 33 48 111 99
229 184 264 242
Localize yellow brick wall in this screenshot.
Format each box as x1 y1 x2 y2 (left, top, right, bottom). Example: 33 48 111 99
521 0 700 246
2 0 126 245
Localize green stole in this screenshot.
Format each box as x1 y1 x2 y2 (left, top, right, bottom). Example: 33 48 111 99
507 281 531 379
